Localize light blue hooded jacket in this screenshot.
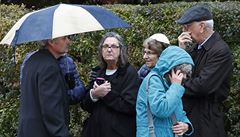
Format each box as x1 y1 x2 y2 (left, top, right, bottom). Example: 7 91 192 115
136 46 194 137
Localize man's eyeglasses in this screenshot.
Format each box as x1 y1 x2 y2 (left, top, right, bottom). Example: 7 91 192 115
102 44 120 49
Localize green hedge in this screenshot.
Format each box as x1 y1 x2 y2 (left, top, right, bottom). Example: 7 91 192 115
0 2 240 137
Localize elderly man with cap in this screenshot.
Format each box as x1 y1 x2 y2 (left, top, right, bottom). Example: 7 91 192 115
176 5 233 137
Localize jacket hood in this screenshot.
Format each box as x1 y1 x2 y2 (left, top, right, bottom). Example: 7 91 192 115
152 46 194 76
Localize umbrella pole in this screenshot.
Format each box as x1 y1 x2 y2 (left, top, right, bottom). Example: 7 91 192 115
13 46 16 64
12 30 19 64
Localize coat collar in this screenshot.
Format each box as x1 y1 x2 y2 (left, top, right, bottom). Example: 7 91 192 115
200 32 221 51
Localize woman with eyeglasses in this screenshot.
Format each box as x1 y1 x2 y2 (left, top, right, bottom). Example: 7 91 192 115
136 46 194 137
81 32 141 137
138 33 170 81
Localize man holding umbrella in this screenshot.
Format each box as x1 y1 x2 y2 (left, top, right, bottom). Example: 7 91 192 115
18 36 71 137
0 4 131 137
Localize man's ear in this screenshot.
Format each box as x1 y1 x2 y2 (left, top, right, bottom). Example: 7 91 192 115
200 21 206 33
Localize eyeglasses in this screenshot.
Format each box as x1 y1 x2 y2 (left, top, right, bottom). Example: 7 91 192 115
102 44 120 49
143 50 157 56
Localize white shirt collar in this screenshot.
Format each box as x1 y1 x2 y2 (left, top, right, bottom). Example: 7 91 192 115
198 32 214 49
106 69 117 75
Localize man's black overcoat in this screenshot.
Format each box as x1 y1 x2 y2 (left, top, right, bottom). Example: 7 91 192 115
18 49 70 137
183 32 233 137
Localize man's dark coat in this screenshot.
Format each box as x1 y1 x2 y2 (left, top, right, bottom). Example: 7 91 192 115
183 32 233 137
18 49 70 137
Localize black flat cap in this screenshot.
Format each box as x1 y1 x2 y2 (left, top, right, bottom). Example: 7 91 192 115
176 5 213 25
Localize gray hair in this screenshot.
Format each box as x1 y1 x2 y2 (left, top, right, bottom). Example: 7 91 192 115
98 32 128 68
203 19 214 29
40 37 62 47
143 38 169 57
39 40 48 46
174 63 193 78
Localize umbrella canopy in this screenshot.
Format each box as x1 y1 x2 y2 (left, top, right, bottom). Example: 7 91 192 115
0 4 130 46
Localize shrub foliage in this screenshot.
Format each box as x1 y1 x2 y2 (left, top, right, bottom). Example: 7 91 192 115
0 2 239 137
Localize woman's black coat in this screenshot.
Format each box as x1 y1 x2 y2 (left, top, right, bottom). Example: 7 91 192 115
81 64 141 137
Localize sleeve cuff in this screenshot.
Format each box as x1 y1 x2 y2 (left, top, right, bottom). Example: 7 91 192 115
90 89 99 102
170 83 185 97
184 123 194 136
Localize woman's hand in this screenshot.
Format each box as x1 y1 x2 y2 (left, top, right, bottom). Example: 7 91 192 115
92 81 111 98
168 69 184 85
172 122 189 136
